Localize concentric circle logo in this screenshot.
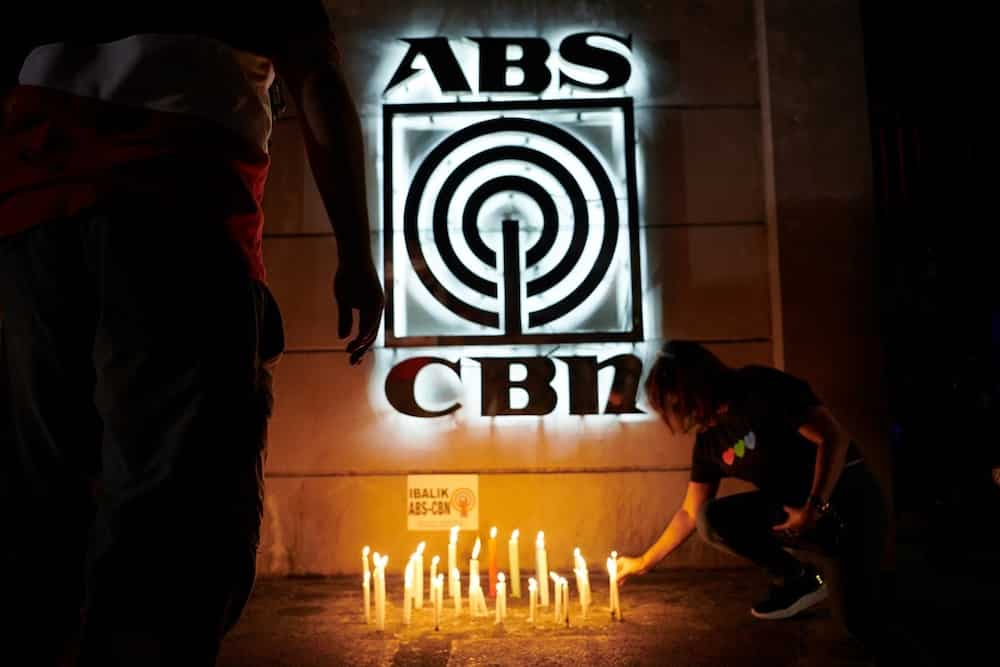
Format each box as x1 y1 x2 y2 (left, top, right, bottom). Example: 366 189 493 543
384 99 641 347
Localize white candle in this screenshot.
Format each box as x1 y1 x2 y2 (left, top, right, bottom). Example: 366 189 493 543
574 547 591 616
508 529 521 598
431 554 440 595
562 578 570 626
470 538 485 617
415 542 426 609
448 526 459 598
452 567 463 616
362 546 372 623
528 577 538 623
536 531 549 607
550 571 562 622
607 551 621 620
495 572 507 624
432 574 443 630
403 558 414 625
374 553 388 631
363 570 371 624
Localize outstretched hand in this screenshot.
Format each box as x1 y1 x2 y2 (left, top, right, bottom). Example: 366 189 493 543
334 259 384 365
616 556 645 587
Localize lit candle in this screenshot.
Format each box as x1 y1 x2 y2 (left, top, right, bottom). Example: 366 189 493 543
495 572 507 624
362 546 372 623
363 570 371 624
488 526 498 599
607 551 621 620
562 578 570 627
508 529 521 598
403 558 414 625
415 542 426 609
374 552 388 632
448 526 459 598
536 531 549 607
573 547 590 617
550 571 562 623
528 577 538 623
431 554 440 594
470 537 485 617
452 567 462 616
432 574 443 631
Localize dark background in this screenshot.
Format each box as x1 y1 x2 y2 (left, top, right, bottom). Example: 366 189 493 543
861 2 997 557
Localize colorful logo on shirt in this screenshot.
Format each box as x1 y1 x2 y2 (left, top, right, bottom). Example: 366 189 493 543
723 431 756 466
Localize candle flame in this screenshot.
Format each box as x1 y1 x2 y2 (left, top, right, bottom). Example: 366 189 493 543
550 571 560 582
611 550 618 559
574 547 581 557
511 529 519 541
529 578 537 590
379 555 389 568
498 572 506 583
417 542 426 555
536 531 545 547
450 526 459 544
472 537 481 559
432 555 440 565
452 567 460 577
373 551 381 562
363 545 370 557
490 526 497 539
437 573 445 584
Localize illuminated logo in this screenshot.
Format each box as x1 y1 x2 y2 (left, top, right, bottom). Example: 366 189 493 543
381 33 646 418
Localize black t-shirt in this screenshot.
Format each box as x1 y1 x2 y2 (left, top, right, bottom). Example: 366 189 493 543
690 366 857 505
2 2 330 89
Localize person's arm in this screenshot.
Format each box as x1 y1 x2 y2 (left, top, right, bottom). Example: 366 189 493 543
273 33 384 365
617 480 718 583
773 405 851 533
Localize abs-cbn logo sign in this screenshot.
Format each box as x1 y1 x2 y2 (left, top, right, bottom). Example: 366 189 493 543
381 33 645 418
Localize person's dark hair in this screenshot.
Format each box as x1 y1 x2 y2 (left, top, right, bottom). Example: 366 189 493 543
644 340 734 429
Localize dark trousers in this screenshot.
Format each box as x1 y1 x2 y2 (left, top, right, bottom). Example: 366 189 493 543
696 463 887 647
0 199 283 666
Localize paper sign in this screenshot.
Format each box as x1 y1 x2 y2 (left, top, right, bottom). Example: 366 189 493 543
407 475 479 531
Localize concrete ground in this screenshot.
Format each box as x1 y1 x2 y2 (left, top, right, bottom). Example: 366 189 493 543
218 569 876 667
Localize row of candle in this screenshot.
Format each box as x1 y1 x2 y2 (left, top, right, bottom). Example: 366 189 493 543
361 528 623 629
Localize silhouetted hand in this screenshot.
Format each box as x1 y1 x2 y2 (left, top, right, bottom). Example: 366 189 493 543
771 505 818 537
334 258 384 365
616 555 645 587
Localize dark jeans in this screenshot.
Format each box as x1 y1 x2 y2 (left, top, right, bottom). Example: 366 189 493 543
697 462 887 646
0 199 283 666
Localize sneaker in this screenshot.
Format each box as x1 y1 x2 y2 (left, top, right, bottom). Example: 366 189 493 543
750 567 828 620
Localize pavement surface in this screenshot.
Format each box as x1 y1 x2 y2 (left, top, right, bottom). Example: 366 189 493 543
218 569 880 667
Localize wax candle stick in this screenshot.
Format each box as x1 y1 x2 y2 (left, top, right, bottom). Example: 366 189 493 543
374 553 387 632
415 542 426 609
363 570 371 624
495 572 506 624
528 577 538 623
536 531 549 607
452 567 463 616
550 571 562 623
488 526 498 599
362 546 372 623
448 526 459 598
562 578 570 627
508 529 521 598
403 558 414 625
433 574 443 630
607 551 622 621
431 554 440 597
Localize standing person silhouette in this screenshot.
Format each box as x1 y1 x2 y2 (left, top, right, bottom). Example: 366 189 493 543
0 3 383 665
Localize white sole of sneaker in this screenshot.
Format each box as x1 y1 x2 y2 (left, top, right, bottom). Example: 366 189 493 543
750 584 828 620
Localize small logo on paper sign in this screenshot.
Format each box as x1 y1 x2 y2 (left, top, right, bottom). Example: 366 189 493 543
451 488 477 518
